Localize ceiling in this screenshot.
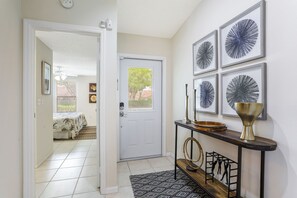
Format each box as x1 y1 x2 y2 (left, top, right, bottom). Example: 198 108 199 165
36 31 98 76
36 1 201 76
117 0 202 38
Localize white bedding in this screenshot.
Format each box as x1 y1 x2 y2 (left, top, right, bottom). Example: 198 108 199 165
53 112 87 139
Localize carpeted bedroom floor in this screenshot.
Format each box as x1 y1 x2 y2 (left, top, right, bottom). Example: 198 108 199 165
74 127 97 140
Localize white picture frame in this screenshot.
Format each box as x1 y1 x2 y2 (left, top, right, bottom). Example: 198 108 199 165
193 30 218 75
193 74 218 114
221 63 267 119
220 1 265 68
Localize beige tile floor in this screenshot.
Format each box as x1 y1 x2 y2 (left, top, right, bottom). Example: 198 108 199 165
35 139 174 198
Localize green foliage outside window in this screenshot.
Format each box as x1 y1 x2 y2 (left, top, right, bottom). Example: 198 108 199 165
128 68 153 109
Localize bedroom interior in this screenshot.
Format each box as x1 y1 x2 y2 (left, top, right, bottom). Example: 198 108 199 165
36 30 98 140
34 30 100 195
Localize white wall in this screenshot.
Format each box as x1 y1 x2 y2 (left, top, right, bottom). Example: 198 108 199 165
22 0 118 192
0 0 22 197
172 0 297 197
35 38 53 167
118 33 173 153
76 76 97 126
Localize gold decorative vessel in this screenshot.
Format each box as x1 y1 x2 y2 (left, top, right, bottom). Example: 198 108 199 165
194 121 226 129
183 137 204 172
184 84 191 124
193 89 198 123
191 121 227 132
234 102 264 141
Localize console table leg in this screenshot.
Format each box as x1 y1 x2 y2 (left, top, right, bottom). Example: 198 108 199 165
174 124 178 180
260 151 265 198
190 130 193 160
237 146 242 198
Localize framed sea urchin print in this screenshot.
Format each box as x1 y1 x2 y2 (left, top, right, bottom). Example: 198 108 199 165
220 1 265 68
221 63 266 119
193 30 218 75
193 74 218 114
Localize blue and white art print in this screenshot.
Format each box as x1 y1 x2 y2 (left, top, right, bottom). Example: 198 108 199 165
220 1 265 68
221 63 267 119
193 31 218 75
194 74 218 114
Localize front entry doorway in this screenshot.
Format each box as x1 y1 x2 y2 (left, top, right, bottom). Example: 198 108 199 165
119 58 162 160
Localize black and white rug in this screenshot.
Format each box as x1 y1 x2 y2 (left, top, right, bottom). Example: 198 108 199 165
130 170 212 198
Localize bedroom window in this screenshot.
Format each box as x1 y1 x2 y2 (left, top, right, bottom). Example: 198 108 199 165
56 81 76 112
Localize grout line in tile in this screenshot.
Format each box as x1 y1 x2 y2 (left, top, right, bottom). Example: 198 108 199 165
125 161 132 175
73 157 87 195
147 158 155 170
78 158 87 178
37 182 50 198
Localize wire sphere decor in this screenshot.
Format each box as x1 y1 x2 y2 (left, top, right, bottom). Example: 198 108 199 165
200 81 215 108
196 41 214 69
183 137 204 171
226 75 259 110
225 19 259 59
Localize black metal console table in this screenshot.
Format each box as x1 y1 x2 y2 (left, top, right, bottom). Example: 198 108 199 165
174 120 277 198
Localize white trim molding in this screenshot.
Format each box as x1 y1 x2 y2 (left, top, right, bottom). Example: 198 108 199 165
23 19 107 198
23 19 36 198
166 152 174 157
117 53 168 161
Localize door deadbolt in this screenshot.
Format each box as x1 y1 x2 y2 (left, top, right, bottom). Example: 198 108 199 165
120 102 124 110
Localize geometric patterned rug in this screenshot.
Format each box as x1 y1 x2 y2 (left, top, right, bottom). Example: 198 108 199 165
130 170 212 198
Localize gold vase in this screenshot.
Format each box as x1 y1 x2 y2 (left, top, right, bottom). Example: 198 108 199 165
184 84 191 124
184 95 191 124
234 102 264 141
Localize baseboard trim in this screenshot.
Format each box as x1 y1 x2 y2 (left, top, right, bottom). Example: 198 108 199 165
101 186 119 194
165 152 174 158
35 150 53 168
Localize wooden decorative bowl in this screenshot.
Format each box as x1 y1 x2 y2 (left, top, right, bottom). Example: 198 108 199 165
192 121 227 132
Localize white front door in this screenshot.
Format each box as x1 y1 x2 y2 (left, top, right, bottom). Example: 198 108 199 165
119 58 162 160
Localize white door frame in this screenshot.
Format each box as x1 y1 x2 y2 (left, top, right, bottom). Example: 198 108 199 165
23 19 107 197
117 53 167 161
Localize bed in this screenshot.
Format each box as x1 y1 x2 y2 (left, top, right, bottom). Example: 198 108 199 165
53 112 87 139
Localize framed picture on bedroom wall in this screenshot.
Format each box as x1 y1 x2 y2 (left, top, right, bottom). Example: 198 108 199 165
89 94 97 103
42 61 51 95
89 83 97 92
193 74 218 114
220 1 265 68
193 30 218 75
221 63 267 119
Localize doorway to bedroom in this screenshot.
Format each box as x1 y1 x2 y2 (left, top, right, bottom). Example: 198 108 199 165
34 30 100 197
